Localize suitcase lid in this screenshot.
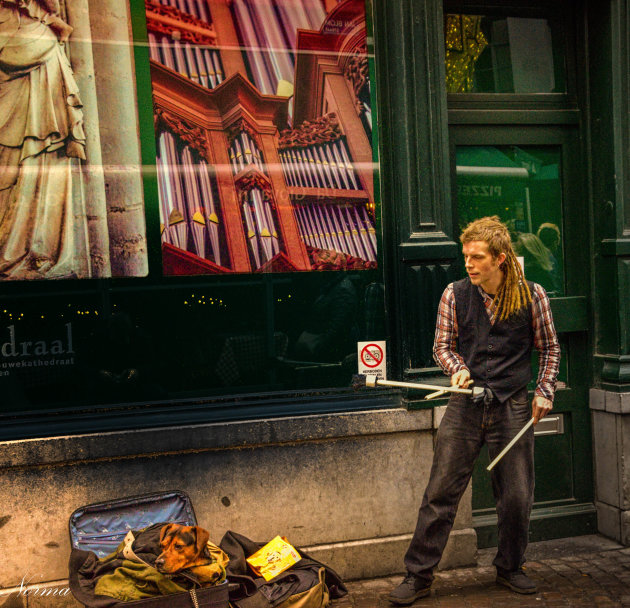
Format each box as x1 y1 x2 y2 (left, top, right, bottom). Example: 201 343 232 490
69 490 196 557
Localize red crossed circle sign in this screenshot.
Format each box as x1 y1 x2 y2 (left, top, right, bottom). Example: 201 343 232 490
360 343 383 369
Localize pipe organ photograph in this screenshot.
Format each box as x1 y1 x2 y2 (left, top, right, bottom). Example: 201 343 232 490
145 0 376 275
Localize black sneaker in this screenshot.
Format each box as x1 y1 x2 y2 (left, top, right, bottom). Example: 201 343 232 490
388 573 431 605
496 568 537 594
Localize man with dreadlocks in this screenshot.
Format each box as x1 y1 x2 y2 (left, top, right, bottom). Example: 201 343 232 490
389 216 560 605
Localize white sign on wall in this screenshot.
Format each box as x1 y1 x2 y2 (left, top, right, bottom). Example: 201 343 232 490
357 341 386 380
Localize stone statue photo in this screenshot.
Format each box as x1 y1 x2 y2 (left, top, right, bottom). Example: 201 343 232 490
0 0 148 280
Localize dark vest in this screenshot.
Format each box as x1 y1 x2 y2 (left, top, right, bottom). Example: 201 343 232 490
453 278 534 403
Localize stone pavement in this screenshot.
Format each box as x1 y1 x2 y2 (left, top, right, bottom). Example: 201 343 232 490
332 535 630 607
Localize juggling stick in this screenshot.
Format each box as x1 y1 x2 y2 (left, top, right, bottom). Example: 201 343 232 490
486 417 535 471
351 374 485 399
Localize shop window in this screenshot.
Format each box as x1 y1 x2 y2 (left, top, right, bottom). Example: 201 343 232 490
0 0 385 432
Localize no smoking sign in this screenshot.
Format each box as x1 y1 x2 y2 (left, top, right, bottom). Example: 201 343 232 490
357 341 386 379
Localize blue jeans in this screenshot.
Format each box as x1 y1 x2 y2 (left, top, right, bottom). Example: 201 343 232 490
404 387 534 583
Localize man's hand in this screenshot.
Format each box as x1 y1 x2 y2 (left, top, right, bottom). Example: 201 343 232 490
532 395 552 425
451 369 471 388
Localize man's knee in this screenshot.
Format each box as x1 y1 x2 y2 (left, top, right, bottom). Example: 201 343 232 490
497 486 534 517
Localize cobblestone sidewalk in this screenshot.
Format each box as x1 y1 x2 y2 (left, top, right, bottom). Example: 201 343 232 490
333 536 630 607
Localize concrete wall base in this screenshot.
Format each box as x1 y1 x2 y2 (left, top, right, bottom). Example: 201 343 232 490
595 501 630 546
590 389 630 546
0 407 477 600
305 527 478 580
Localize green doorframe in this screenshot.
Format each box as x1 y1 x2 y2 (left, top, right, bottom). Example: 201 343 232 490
443 0 597 544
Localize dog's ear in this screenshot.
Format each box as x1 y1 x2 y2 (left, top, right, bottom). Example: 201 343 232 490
194 526 210 556
160 523 176 545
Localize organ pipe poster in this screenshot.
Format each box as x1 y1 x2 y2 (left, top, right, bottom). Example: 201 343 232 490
146 0 377 275
0 0 148 280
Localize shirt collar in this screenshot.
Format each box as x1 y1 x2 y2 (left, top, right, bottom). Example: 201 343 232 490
476 285 495 301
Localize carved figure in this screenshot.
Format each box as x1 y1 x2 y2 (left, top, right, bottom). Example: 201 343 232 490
0 0 87 279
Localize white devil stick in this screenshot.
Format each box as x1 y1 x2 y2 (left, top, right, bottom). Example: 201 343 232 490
352 374 485 399
486 417 536 471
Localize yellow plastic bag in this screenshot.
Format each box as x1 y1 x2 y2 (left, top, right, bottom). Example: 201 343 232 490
246 536 301 581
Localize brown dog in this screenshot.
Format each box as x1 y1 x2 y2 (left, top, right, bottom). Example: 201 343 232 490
155 523 210 575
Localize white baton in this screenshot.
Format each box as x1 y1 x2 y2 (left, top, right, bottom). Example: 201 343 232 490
486 417 535 471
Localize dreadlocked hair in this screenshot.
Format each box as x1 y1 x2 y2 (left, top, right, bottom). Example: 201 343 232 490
460 216 531 321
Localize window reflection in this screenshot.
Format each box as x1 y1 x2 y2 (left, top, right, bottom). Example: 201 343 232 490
445 14 565 94
0 0 386 416
456 146 564 297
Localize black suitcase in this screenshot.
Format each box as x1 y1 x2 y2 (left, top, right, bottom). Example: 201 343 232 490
68 490 230 608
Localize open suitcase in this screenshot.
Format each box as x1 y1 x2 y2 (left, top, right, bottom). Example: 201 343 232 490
68 490 230 608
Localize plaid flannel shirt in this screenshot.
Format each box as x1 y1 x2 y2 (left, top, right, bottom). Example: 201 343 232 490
433 282 560 402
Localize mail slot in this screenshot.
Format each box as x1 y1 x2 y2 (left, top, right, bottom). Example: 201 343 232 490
534 414 564 436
